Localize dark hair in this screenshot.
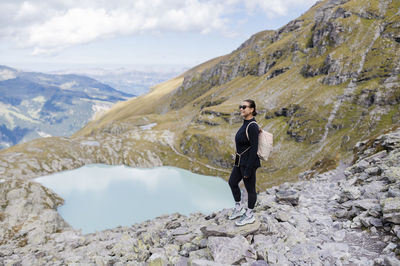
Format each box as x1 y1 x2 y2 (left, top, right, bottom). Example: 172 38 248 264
244 99 257 116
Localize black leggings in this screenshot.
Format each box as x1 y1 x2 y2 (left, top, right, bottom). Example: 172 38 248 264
228 166 257 209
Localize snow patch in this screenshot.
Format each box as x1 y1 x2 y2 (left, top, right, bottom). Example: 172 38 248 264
32 96 46 103
60 81 78 90
81 140 100 146
0 142 10 149
37 131 52 138
0 69 16 81
140 123 157 130
91 102 113 120
0 102 39 129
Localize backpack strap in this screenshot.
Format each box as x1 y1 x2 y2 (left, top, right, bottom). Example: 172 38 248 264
245 121 259 141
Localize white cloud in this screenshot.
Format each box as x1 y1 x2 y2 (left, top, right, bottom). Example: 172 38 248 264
0 0 318 56
245 0 318 17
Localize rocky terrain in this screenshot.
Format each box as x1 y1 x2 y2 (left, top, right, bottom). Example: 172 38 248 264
1 127 400 265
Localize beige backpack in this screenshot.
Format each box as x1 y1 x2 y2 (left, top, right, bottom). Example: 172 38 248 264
246 121 273 161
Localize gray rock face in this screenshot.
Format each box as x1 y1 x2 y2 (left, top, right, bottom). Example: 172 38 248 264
207 236 256 264
382 197 400 224
275 190 300 206
0 179 68 248
200 220 261 238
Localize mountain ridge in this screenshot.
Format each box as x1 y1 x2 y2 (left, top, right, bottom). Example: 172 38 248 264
0 65 134 149
0 0 399 189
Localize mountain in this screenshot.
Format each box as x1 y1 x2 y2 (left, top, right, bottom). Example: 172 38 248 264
0 65 134 149
0 0 399 190
51 66 188 96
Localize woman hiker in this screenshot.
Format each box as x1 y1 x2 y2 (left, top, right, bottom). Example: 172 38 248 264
228 99 261 226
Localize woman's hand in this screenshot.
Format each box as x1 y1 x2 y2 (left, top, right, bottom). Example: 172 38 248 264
244 167 252 178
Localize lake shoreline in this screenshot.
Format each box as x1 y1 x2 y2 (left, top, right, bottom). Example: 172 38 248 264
35 164 233 234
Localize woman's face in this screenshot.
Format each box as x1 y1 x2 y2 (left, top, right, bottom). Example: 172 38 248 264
239 101 253 118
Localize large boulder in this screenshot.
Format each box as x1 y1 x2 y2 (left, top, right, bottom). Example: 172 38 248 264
207 235 256 264
275 190 300 206
200 220 261 238
381 197 400 224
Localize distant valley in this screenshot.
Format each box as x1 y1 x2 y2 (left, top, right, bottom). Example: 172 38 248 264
0 65 134 149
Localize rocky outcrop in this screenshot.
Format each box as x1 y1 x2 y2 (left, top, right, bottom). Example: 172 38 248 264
0 179 68 248
1 128 400 265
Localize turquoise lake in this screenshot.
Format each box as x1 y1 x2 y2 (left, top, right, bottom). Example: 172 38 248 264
35 164 233 234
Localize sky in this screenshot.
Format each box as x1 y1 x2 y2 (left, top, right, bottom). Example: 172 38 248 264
0 0 319 72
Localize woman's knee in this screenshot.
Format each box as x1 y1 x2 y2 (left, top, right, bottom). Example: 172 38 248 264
228 176 238 188
228 168 240 187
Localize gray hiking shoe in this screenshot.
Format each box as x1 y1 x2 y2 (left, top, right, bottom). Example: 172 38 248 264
235 213 255 226
228 207 245 220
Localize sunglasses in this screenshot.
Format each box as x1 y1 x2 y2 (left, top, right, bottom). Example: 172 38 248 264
239 105 249 110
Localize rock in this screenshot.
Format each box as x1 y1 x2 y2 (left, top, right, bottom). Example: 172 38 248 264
331 229 346 242
275 211 290 222
285 243 320 264
370 226 378 234
382 167 400 183
147 253 168 266
384 256 400 266
391 225 400 239
164 244 180 259
365 166 381 176
350 216 362 229
388 186 400 198
171 227 189 236
352 199 380 211
348 160 370 174
333 208 348 219
189 248 212 262
359 214 383 228
190 259 230 266
341 186 361 201
252 234 274 261
374 257 385 265
275 190 300 206
318 242 350 261
382 197 400 224
174 233 196 245
179 242 198 257
241 261 269 266
382 242 397 254
207 236 256 264
166 221 181 230
362 180 387 199
176 256 189 266
200 220 261 237
369 218 383 228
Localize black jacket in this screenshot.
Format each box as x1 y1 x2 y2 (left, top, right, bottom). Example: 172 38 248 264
235 117 261 177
